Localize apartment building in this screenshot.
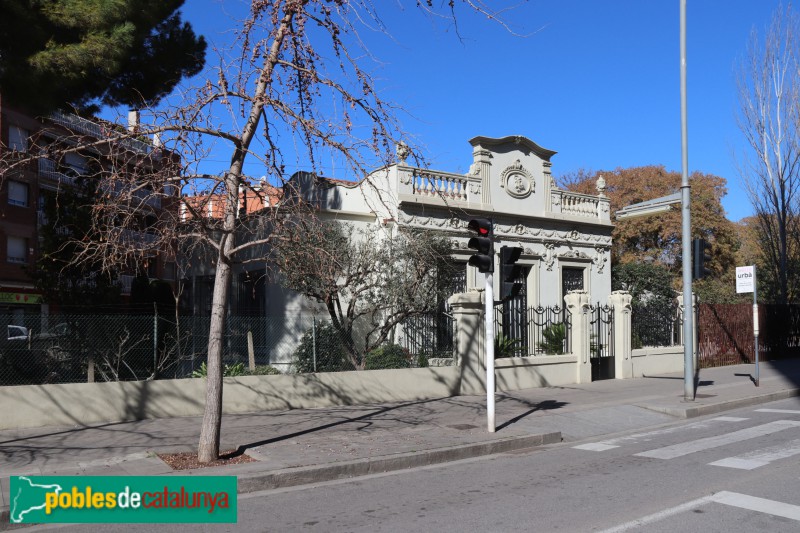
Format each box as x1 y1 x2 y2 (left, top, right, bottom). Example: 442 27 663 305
0 99 179 317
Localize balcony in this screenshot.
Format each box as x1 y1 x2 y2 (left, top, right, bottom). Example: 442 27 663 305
37 158 79 189
49 111 155 156
119 229 159 246
37 210 74 236
549 189 611 222
397 167 479 205
395 165 611 223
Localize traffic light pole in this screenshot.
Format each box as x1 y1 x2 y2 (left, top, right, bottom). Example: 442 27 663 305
465 217 496 431
485 272 495 432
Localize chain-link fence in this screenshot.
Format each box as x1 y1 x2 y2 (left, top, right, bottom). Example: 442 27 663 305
0 312 451 385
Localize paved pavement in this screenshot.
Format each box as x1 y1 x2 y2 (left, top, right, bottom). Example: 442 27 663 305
2 359 800 526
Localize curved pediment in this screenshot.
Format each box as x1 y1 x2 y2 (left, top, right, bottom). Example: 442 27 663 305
468 135 557 162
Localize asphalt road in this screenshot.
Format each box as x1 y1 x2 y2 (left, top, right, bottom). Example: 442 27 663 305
22 397 800 532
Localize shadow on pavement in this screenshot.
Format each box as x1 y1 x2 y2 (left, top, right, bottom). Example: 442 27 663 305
496 399 566 431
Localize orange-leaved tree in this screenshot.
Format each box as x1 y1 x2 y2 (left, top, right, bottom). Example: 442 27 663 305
561 166 739 281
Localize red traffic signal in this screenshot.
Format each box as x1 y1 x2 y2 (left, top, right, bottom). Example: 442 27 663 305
467 218 494 273
468 218 492 236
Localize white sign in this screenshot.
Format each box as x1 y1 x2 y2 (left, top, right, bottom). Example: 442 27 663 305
736 265 755 293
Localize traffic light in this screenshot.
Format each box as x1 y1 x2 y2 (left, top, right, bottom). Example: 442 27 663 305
467 218 494 273
692 238 712 280
499 246 523 301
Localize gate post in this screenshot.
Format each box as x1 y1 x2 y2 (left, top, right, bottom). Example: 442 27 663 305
448 291 486 395
608 291 633 379
565 290 591 384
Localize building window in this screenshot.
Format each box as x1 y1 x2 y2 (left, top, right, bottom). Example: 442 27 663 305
142 257 158 278
62 152 89 177
562 267 585 300
7 180 29 207
164 262 176 281
7 236 27 264
8 125 28 152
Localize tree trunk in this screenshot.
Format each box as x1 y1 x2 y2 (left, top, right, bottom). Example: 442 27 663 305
196 6 296 462
197 254 232 462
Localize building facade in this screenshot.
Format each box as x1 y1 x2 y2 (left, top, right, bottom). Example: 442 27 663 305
192 135 613 369
0 100 178 319
276 135 612 304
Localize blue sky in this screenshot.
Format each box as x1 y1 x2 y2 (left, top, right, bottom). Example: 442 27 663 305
173 0 785 222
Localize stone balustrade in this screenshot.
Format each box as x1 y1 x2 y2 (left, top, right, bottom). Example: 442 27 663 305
398 167 476 203
550 189 611 222
396 165 610 222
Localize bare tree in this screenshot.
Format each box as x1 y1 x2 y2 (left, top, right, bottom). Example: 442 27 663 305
737 3 800 303
1 1 520 462
272 218 456 369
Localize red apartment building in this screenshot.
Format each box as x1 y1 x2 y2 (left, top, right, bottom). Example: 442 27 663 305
0 98 179 318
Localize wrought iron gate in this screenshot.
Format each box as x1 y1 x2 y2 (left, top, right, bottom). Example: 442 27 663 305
590 303 614 380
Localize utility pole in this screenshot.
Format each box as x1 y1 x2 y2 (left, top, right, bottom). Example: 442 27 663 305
680 0 695 402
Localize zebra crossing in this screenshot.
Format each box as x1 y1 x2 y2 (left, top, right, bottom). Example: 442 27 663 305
572 408 800 471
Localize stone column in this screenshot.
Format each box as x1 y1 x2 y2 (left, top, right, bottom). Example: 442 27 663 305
448 291 486 395
471 147 492 205
608 291 633 379
565 289 591 384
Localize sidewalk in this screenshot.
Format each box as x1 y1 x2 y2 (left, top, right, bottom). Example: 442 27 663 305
2 359 800 523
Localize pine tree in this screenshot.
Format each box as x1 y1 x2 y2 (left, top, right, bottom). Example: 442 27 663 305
0 0 206 113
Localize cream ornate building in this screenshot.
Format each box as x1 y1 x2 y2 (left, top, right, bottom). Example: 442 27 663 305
281 135 612 307
186 135 613 369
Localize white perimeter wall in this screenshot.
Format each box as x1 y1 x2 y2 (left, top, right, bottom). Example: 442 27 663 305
0 355 585 430
631 346 685 377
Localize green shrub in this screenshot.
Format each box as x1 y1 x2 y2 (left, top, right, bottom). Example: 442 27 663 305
539 323 567 355
364 344 411 370
416 352 430 368
292 321 352 373
191 361 247 378
632 331 643 350
244 365 282 376
495 332 524 358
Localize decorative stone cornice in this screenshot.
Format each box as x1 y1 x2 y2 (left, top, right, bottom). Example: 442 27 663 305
468 135 557 161
560 250 590 260
593 246 609 273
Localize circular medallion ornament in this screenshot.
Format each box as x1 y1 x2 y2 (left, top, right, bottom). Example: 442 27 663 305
500 160 535 199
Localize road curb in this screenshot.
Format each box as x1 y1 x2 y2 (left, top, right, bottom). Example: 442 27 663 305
638 388 800 419
236 431 562 493
0 432 560 529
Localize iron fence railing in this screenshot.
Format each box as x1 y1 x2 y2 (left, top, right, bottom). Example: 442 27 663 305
631 303 681 348
590 303 615 380
398 312 455 363
590 303 614 358
494 305 571 357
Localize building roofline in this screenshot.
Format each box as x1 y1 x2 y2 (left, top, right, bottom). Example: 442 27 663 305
468 135 557 161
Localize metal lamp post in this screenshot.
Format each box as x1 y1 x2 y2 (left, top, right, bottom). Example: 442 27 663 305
679 0 694 402
614 1 695 402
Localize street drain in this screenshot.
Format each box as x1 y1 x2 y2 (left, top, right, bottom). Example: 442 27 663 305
448 424 479 430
